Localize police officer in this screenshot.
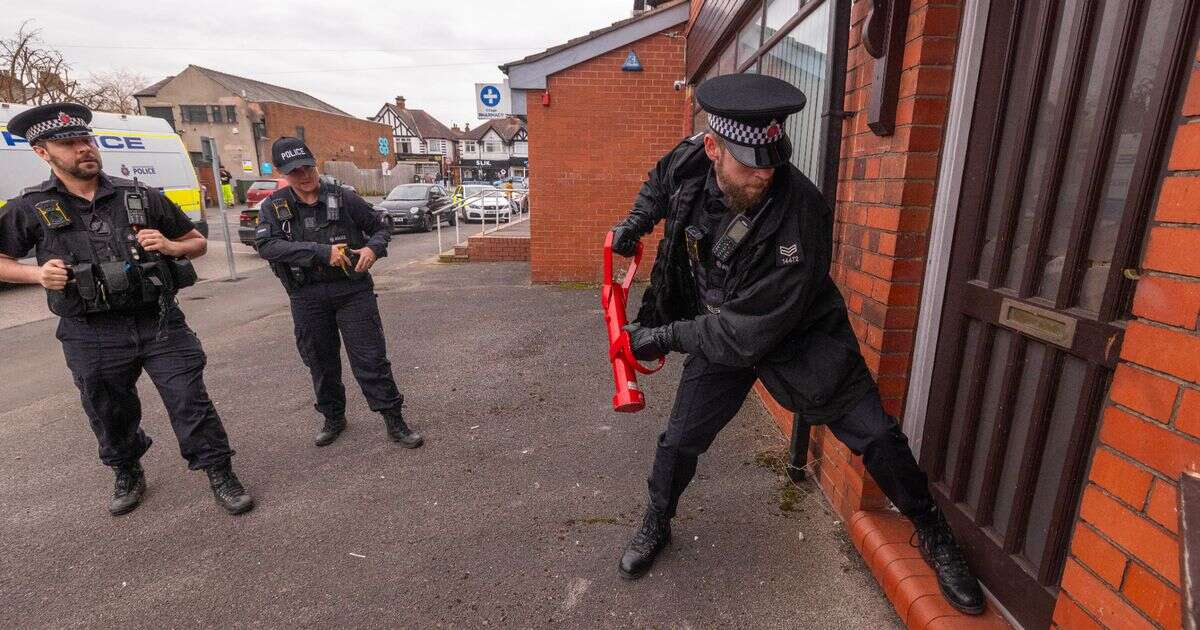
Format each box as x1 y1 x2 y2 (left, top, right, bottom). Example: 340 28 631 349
610 75 984 614
0 103 254 516
254 137 422 448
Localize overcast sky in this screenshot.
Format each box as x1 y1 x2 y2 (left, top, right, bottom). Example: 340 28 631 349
4 0 642 125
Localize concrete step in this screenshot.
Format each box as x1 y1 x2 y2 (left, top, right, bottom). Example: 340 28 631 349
438 248 469 263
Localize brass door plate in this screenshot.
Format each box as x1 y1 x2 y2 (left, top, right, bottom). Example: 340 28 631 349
998 298 1077 348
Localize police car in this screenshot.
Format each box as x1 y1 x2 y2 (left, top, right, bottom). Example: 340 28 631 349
0 102 208 237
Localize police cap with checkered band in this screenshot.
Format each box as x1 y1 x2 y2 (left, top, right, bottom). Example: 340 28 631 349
7 102 94 145
696 74 806 169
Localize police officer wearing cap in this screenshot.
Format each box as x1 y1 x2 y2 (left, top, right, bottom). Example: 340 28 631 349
0 103 254 516
609 75 984 614
254 137 422 448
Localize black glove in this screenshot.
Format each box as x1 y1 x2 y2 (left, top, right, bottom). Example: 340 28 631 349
623 322 675 361
610 222 641 257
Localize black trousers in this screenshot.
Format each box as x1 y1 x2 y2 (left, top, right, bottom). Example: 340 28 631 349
647 354 934 520
288 279 403 420
57 308 235 471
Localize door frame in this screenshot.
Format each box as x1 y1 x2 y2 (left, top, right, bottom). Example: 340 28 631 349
902 0 992 454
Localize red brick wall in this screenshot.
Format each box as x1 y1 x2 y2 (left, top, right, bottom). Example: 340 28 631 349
261 102 391 170
525 26 688 283
1051 46 1200 630
467 234 531 262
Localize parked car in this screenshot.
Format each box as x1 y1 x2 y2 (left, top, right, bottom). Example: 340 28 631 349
378 184 455 233
238 199 263 249
491 176 528 189
245 178 289 206
458 185 514 223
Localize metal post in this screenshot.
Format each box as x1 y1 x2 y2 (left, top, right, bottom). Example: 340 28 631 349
787 413 811 484
435 212 443 255
203 136 238 281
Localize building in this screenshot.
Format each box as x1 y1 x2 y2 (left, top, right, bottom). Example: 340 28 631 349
500 1 689 282
456 117 529 183
370 96 458 181
507 0 1200 628
134 65 391 196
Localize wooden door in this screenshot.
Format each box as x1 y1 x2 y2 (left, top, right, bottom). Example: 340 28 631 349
920 0 1198 627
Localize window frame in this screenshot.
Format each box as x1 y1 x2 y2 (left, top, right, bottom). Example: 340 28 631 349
181 105 209 124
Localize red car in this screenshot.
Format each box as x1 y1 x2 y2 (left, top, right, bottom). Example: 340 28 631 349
245 178 289 205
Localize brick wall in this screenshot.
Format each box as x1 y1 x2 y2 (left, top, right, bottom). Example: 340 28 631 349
773 0 962 520
260 101 391 171
1051 46 1200 630
467 234 531 262
525 27 688 283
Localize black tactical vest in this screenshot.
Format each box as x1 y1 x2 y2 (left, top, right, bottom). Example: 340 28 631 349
21 183 177 317
267 185 369 287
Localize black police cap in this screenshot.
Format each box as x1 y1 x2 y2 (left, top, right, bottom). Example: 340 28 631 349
695 74 806 169
7 102 94 144
271 136 317 174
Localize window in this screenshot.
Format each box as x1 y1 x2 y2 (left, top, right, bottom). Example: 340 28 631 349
144 106 175 130
765 0 800 40
760 0 832 179
225 105 237 123
296 126 305 141
180 105 209 123
513 141 528 157
252 122 266 139
484 142 498 153
465 141 478 153
399 140 411 153
736 9 764 68
210 105 223 123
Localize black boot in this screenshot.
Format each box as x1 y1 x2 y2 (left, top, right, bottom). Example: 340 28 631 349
618 507 671 580
383 409 423 448
315 416 347 447
108 462 146 516
912 507 985 615
205 461 254 515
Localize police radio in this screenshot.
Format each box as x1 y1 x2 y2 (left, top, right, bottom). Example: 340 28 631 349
326 191 341 222
712 213 754 264
125 189 148 227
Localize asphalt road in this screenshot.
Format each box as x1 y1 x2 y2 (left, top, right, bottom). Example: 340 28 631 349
0 229 900 628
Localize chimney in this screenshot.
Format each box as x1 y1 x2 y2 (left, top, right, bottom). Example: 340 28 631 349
394 95 406 109
632 0 646 14
464 122 471 132
451 123 461 132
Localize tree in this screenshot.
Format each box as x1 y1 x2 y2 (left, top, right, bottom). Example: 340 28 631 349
81 69 147 115
0 20 82 105
1 21 145 114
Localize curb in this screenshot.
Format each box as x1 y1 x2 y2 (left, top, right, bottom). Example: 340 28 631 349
846 510 1012 629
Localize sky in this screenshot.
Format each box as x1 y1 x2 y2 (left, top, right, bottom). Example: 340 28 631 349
3 0 643 125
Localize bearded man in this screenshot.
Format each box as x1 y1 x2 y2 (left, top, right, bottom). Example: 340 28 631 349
608 75 984 615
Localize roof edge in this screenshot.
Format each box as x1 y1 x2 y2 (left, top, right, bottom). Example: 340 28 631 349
500 0 688 90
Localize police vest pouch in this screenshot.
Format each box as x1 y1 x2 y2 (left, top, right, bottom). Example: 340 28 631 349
168 258 197 290
98 260 132 294
72 263 99 302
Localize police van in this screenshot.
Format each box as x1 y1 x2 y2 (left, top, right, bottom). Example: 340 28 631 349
0 102 208 236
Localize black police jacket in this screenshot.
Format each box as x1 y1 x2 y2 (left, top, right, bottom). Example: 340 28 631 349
0 173 197 318
626 134 875 424
254 183 390 291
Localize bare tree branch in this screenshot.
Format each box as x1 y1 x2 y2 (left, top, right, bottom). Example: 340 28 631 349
0 20 84 105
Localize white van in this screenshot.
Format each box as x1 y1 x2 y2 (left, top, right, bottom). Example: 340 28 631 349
0 102 208 236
